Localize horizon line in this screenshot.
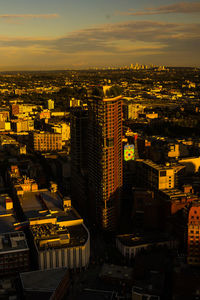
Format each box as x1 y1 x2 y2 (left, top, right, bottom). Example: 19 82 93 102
0 66 199 73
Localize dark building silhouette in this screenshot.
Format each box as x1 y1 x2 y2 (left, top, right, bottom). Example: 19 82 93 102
187 205 200 265
87 92 123 231
70 108 88 216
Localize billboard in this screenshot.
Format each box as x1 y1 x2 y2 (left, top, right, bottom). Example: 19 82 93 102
124 144 135 161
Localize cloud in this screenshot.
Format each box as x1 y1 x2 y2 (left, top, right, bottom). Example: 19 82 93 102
0 20 199 50
0 20 200 67
0 14 59 20
118 2 200 16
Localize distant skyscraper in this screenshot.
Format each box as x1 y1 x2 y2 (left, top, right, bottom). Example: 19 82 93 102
88 90 123 231
47 99 54 110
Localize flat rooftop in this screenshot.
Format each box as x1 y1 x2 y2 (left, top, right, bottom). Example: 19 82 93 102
0 135 17 145
0 194 17 233
19 189 62 212
0 215 17 233
141 159 183 171
0 231 28 254
19 189 82 223
20 268 68 292
117 233 175 247
77 289 115 300
99 264 133 281
160 188 198 202
31 223 88 250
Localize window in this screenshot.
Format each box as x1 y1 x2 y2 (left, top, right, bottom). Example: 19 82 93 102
160 171 166 177
106 138 114 147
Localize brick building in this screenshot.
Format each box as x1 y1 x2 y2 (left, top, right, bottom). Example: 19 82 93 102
32 132 62 152
88 91 123 231
187 205 200 265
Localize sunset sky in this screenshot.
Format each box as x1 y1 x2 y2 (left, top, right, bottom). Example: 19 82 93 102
0 0 200 70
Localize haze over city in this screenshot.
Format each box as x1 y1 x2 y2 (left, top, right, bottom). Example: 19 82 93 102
0 0 200 70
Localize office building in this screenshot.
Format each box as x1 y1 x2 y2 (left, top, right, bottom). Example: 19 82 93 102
70 108 88 215
11 171 90 270
49 121 70 142
187 205 200 265
88 89 123 231
0 231 29 276
32 131 62 152
70 98 81 108
158 188 197 217
12 118 34 132
116 233 177 261
47 99 54 110
11 103 37 116
0 193 30 276
0 109 9 122
137 160 184 191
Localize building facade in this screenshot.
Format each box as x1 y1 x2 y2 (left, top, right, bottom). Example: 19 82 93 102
88 94 123 231
70 108 88 216
0 231 29 276
32 132 62 152
47 99 54 110
137 160 184 191
187 205 200 265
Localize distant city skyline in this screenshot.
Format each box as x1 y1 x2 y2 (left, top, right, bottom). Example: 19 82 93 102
0 0 200 70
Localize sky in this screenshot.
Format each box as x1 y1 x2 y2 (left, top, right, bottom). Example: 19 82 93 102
0 0 200 70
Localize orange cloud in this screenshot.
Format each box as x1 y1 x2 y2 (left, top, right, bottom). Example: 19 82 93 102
118 2 200 16
0 14 59 20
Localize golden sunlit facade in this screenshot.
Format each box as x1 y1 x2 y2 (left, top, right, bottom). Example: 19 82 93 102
88 95 123 231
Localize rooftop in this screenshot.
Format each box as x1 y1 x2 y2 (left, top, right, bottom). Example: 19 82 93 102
33 131 62 136
20 268 69 292
31 223 88 250
117 232 175 247
19 189 82 223
99 264 133 281
141 159 184 172
19 189 62 214
160 188 197 201
0 231 28 254
0 215 17 234
0 194 17 233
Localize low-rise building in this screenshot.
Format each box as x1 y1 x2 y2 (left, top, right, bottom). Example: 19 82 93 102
99 264 133 286
137 160 184 191
12 118 34 132
132 286 160 300
116 233 177 261
158 188 198 216
32 131 62 152
13 176 90 270
0 231 29 276
20 268 70 300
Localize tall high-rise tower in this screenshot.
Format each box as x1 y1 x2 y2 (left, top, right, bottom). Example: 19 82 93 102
70 108 88 216
88 90 123 231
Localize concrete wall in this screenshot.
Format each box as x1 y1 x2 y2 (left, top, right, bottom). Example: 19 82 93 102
38 224 90 270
